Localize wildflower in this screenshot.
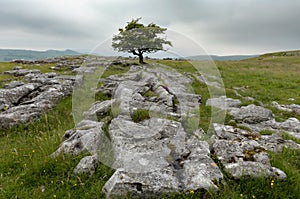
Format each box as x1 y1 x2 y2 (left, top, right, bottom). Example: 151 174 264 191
190 190 194 194
53 194 56 198
271 179 275 187
252 195 256 198
32 150 35 153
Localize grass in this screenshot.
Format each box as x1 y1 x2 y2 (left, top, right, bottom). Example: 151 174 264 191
131 109 150 123
282 132 300 144
0 97 113 198
1 53 300 198
0 61 74 88
259 129 274 135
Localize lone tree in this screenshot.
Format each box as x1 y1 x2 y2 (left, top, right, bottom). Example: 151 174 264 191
112 18 172 64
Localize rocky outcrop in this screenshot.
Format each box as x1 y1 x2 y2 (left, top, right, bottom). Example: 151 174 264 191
271 101 300 116
53 63 226 197
2 54 295 198
211 123 292 180
206 96 241 110
0 66 76 128
49 58 300 197
230 104 273 124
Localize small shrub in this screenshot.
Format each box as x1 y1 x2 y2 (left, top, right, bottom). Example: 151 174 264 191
244 150 256 161
143 90 158 98
237 124 252 132
227 120 237 127
95 92 111 101
131 109 150 123
259 129 274 135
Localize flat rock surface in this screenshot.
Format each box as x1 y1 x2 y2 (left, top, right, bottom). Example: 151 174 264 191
54 63 224 197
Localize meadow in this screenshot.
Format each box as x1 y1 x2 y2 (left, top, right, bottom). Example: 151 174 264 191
0 54 300 198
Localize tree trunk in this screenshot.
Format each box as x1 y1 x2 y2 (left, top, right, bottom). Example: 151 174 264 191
138 53 145 64
131 50 145 64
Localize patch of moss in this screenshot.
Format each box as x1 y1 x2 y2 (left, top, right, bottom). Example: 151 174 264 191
95 91 111 102
237 124 252 132
131 109 150 123
143 90 158 98
259 129 274 135
243 150 256 161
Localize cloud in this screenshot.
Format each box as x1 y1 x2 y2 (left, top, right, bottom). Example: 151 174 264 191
0 0 299 54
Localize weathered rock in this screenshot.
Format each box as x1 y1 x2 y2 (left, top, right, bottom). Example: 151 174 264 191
0 83 41 107
213 123 260 141
83 99 116 121
206 96 241 110
56 64 223 197
49 60 299 197
103 117 223 196
0 70 75 128
52 120 107 157
0 82 73 128
257 134 300 152
224 162 286 180
73 155 99 176
279 118 300 133
0 104 44 128
13 66 22 70
3 81 24 89
271 101 293 113
290 104 300 115
72 66 96 74
103 167 180 197
212 123 288 180
4 69 41 76
230 104 273 124
271 101 300 116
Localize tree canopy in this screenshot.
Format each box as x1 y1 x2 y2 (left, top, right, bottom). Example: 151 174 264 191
112 18 172 64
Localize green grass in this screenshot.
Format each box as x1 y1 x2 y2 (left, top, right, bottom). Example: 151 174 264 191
1 55 300 198
0 61 74 88
131 109 150 123
0 97 113 198
259 129 274 135
282 132 300 144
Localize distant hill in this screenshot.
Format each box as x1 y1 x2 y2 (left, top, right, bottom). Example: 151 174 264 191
186 54 258 61
0 49 81 62
258 50 300 58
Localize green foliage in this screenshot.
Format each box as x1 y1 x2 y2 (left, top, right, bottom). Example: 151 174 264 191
236 124 252 132
259 129 274 135
95 91 111 102
131 109 150 123
142 90 158 98
112 18 172 63
282 132 300 144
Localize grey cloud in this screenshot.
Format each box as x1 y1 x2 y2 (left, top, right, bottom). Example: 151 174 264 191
0 1 96 38
0 0 299 54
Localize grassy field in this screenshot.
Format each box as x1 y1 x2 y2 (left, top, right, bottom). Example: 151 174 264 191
1 54 300 198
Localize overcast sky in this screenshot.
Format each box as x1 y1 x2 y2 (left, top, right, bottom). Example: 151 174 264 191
1 0 299 56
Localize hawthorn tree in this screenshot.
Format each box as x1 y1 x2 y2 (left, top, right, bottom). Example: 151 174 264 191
112 18 172 64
